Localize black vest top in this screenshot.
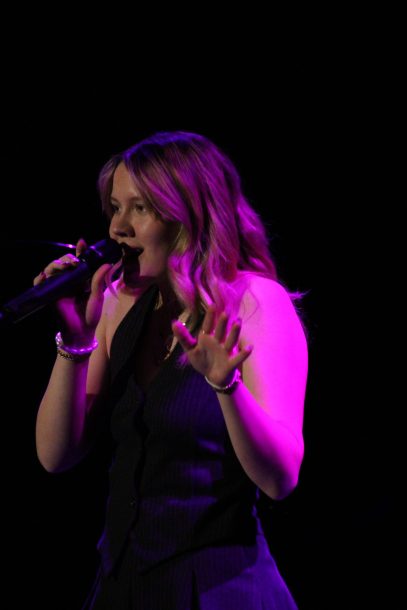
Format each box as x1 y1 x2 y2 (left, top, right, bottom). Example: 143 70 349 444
97 283 264 577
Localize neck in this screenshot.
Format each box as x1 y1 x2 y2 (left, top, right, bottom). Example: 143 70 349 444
154 282 186 326
154 279 177 308
120 273 187 320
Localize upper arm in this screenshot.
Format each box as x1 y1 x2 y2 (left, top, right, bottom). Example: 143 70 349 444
238 277 308 452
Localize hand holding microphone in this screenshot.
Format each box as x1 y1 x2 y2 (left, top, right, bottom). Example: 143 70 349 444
0 238 122 339
33 238 114 344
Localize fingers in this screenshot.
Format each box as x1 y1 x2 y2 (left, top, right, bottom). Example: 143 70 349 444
76 238 87 258
33 254 79 285
33 238 87 287
202 307 242 354
44 254 80 276
229 344 253 369
171 320 197 352
214 311 228 343
33 271 47 286
89 263 113 296
201 304 217 334
32 237 110 296
223 318 242 352
172 307 254 378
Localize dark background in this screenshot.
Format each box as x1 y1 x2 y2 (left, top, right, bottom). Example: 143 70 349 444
0 28 400 610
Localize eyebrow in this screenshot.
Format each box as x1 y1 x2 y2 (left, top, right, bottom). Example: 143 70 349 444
110 196 143 203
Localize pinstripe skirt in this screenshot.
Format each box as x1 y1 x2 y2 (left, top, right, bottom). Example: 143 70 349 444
80 532 298 610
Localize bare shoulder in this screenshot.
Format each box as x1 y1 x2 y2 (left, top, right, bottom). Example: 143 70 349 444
238 272 308 355
236 272 308 444
238 272 301 328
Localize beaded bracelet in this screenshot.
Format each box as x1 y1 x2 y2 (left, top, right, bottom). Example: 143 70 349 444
204 368 242 395
55 331 98 362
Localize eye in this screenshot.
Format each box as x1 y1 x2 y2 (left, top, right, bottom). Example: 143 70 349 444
109 201 148 215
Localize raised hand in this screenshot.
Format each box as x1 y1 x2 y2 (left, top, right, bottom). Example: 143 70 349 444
171 305 253 387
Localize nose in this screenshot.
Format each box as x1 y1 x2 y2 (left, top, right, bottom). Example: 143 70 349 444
111 226 134 238
110 215 136 239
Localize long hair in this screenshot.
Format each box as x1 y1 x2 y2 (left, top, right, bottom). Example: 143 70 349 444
98 131 309 365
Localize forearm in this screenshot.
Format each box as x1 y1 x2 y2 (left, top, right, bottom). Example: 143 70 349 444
35 355 90 473
217 381 304 500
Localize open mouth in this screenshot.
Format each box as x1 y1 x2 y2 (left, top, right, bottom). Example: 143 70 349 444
121 245 144 260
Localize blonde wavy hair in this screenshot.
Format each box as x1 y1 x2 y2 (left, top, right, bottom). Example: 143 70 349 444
98 131 308 366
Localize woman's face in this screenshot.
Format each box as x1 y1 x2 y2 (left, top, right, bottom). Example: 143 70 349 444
109 162 177 284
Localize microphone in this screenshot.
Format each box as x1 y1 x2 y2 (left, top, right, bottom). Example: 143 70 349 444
0 238 122 328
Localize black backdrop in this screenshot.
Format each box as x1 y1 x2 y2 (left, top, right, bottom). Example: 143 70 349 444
0 41 400 610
